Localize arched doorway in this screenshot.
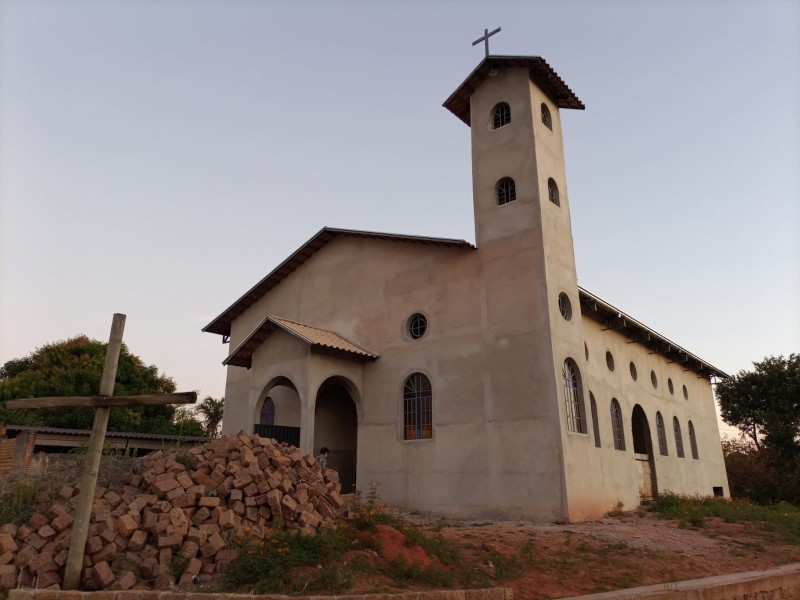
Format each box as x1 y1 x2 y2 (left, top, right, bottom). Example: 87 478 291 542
631 405 658 501
314 378 358 493
255 377 301 447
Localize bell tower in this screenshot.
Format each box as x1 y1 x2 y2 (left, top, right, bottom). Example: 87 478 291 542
444 55 594 521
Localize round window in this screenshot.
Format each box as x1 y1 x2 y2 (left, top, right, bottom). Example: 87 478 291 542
606 351 615 372
683 384 689 400
629 362 638 381
407 313 428 340
651 370 658 389
668 378 674 395
558 293 572 321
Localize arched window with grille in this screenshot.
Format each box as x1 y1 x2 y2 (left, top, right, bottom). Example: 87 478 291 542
562 359 585 434
688 421 699 459
403 373 432 440
496 177 516 205
548 178 560 206
541 103 552 130
656 412 668 456
492 102 511 129
673 417 685 458
611 399 625 451
590 392 601 448
260 397 275 425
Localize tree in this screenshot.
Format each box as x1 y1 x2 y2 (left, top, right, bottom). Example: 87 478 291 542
716 354 800 456
196 396 224 438
0 335 200 437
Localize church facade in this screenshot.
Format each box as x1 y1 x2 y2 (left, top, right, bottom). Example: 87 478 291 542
204 56 729 522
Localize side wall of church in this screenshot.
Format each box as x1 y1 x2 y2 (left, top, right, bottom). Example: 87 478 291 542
571 315 730 513
222 233 568 521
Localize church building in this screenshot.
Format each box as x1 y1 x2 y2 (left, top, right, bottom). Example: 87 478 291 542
204 54 730 522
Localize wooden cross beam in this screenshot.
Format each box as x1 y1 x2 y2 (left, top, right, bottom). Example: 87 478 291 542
5 313 198 590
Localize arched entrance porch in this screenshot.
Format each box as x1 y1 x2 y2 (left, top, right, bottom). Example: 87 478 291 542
314 377 358 493
631 404 658 501
255 376 302 447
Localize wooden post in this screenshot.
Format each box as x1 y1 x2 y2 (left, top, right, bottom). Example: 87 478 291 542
62 313 126 590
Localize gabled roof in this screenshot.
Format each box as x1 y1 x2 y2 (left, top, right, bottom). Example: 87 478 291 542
443 55 585 127
223 315 378 368
203 227 475 337
578 287 729 380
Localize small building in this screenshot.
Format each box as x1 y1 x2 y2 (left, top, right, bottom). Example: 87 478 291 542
0 425 207 476
204 54 730 521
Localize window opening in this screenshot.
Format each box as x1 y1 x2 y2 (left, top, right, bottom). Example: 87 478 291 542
656 412 668 456
689 421 699 459
606 351 615 372
630 361 638 381
590 393 601 447
673 417 685 458
408 313 428 340
492 102 511 129
496 177 516 205
548 178 560 206
668 378 674 395
584 342 589 361
260 397 275 426
562 360 584 433
683 384 689 401
611 399 625 451
651 370 658 389
403 373 432 440
541 103 552 130
558 293 572 321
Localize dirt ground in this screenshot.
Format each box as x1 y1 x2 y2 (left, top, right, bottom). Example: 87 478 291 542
395 510 800 600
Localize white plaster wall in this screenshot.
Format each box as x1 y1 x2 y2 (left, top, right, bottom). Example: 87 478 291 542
577 316 730 513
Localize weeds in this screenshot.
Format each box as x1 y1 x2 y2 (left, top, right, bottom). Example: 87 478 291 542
654 491 800 544
0 479 38 525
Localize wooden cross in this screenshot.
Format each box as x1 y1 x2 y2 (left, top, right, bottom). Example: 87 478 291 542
5 314 197 590
472 26 501 58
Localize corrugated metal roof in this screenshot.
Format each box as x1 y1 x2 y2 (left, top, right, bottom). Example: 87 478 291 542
443 55 585 126
203 227 474 337
223 315 379 368
578 287 729 380
4 425 208 442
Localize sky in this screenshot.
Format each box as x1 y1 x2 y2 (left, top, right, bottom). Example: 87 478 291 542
1 1 798 438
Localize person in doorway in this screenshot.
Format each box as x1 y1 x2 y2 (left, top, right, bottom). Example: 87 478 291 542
316 446 329 469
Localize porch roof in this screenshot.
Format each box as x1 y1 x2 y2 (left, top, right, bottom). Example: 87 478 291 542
223 316 379 368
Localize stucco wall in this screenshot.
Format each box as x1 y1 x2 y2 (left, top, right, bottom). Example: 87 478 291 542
576 316 729 513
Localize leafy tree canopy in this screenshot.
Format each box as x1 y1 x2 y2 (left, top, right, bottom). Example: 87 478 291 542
196 396 225 438
0 335 203 437
717 354 800 456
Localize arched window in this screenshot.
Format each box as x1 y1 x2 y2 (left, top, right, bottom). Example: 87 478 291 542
496 177 516 205
611 399 625 451
656 412 668 456
562 359 585 433
688 421 699 459
541 103 552 130
590 392 601 448
492 102 511 129
259 397 275 425
403 373 432 440
673 417 685 458
548 178 560 206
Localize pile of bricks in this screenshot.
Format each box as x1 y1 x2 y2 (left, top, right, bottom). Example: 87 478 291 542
0 432 346 592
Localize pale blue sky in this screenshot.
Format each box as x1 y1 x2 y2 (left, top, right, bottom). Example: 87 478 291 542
1 1 798 437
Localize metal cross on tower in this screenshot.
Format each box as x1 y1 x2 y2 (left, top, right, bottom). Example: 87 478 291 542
472 27 501 58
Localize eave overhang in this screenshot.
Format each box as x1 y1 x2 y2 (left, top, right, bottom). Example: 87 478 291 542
203 227 475 338
443 55 585 126
223 315 379 369
578 287 729 380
